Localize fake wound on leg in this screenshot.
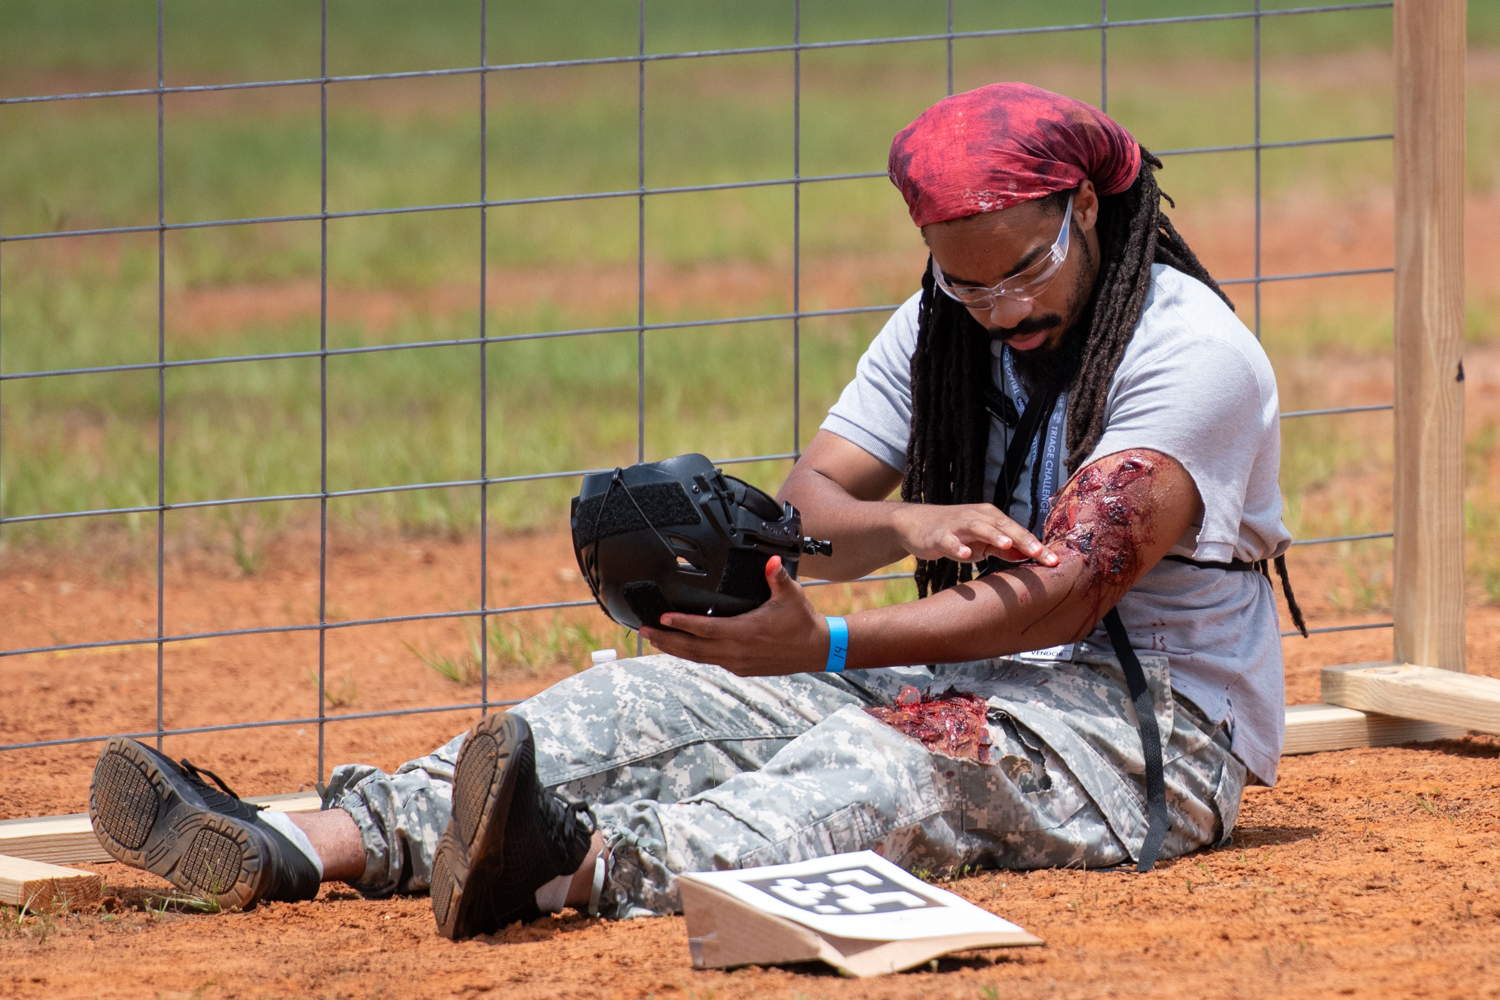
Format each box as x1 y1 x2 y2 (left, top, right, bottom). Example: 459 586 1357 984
863 685 993 763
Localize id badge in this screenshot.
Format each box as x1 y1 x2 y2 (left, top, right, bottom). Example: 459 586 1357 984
1012 642 1077 665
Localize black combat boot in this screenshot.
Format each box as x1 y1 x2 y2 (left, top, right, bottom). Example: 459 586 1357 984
90 738 321 910
430 712 593 939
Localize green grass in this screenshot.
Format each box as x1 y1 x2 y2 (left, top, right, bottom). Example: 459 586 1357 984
9 1 1485 86
1465 421 1500 605
10 2 1491 243
2 896 59 943
1 2 1495 607
4 33 1465 242
409 613 635 683
1278 409 1393 540
0 272 875 547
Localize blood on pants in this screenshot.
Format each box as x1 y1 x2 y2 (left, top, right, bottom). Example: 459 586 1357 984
864 685 991 763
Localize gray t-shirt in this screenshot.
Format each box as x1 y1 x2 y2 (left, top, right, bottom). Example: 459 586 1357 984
822 263 1291 785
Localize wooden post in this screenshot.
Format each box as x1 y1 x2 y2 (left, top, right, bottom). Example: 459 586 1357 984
1393 0 1466 672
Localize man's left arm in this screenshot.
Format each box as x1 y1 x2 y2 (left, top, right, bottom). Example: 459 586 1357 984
641 447 1202 675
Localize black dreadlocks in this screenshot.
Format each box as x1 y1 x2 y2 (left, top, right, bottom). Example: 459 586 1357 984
900 150 1306 637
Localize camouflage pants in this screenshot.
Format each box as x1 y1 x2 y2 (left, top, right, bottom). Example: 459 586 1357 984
323 649 1245 918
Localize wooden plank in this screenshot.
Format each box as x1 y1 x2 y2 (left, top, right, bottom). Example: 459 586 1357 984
0 791 323 866
1282 702 1464 756
0 855 103 911
1393 0 1466 672
0 814 108 866
246 791 323 812
1324 662 1500 735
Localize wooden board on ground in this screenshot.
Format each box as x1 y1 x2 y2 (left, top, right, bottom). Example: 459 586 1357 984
1281 702 1465 755
0 791 323 866
1323 662 1500 734
0 855 103 911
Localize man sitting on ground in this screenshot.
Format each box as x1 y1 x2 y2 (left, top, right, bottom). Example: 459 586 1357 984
89 81 1297 938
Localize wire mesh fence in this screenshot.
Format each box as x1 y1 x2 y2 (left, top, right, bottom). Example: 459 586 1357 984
1 1 1400 792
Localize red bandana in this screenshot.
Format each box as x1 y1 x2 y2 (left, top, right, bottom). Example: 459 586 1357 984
888 82 1142 227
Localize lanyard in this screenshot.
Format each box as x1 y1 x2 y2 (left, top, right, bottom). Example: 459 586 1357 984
999 347 1068 527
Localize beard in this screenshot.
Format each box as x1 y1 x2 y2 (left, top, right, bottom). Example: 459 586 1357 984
1010 314 1087 396
1010 233 1097 397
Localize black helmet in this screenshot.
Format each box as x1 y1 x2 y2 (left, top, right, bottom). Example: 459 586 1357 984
570 453 832 631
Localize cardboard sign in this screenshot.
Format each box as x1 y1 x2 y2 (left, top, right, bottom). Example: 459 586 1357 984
679 851 1042 977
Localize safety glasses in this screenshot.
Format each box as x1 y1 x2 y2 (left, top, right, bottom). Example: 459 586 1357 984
931 193 1073 309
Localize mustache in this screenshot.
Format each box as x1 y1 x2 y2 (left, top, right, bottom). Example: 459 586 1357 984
990 313 1063 341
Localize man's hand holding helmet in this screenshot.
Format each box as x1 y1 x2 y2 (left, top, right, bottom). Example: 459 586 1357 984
641 555 829 676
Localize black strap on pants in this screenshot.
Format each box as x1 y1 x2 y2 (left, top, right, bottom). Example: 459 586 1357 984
1103 607 1170 871
980 382 1170 870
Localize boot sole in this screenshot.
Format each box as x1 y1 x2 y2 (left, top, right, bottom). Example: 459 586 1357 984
431 712 530 940
89 737 273 911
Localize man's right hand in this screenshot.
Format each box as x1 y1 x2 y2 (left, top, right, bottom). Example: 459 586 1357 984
889 501 1058 566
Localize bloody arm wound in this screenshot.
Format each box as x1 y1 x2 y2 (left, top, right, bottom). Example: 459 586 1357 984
644 448 1200 676
830 447 1202 669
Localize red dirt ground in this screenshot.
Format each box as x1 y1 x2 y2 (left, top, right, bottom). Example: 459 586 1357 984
3 517 1499 998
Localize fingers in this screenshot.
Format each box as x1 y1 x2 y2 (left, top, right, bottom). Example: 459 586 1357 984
650 611 723 639
940 523 1016 561
950 518 1059 567
640 621 760 676
641 557 814 677
972 506 1059 566
765 554 811 603
639 621 719 668
940 532 973 562
897 502 1060 566
999 525 1059 566
764 554 789 590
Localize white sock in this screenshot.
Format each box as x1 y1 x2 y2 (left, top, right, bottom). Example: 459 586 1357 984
534 873 572 914
588 853 607 917
258 809 325 880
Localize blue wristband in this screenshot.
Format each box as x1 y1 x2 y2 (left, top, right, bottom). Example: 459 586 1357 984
824 616 849 673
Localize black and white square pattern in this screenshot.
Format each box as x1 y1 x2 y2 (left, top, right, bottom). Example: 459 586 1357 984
743 864 943 916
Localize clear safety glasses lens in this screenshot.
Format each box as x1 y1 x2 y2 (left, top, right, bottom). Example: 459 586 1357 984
931 194 1073 309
